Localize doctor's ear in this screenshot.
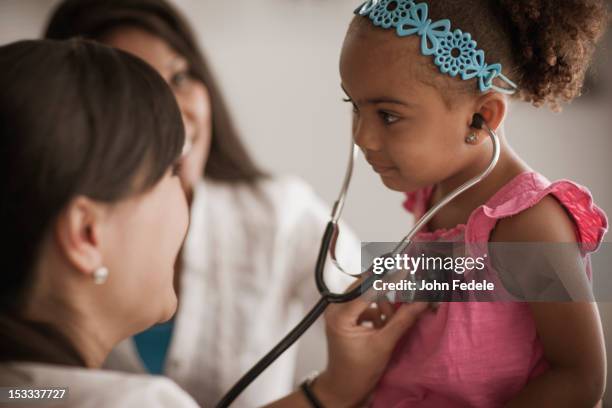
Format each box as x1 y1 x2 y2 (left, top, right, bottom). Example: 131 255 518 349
54 196 106 279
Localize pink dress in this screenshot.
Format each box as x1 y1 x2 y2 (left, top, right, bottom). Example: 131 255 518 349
372 172 608 408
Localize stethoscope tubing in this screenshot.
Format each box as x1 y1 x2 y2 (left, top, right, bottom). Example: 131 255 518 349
216 118 499 407
215 296 329 408
216 222 352 408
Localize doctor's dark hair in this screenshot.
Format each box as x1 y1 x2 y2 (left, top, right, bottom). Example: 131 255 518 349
45 0 267 182
353 0 609 111
0 39 184 364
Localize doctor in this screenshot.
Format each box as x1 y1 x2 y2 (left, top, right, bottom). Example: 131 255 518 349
0 39 428 407
44 1 363 405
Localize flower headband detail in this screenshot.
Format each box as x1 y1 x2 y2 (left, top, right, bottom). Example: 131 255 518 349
354 0 518 94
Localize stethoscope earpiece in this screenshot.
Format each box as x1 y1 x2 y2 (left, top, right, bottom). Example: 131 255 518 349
470 113 485 130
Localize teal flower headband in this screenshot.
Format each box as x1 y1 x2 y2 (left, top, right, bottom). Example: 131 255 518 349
354 0 518 94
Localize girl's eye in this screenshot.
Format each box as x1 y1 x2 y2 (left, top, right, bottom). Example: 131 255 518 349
380 111 400 125
171 161 183 177
171 71 190 88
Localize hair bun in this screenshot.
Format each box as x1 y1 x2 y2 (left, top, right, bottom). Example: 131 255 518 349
499 0 608 110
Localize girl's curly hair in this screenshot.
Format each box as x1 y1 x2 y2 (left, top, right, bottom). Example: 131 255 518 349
426 0 610 111
499 0 608 110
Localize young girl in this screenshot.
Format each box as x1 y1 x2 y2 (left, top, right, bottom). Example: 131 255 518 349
340 0 608 406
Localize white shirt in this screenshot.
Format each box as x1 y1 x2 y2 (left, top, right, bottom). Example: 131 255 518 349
104 176 359 407
0 362 198 408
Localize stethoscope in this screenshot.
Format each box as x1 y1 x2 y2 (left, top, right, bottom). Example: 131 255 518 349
216 113 500 407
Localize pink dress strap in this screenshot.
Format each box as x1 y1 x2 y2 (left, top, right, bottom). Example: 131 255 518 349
403 172 608 250
465 172 608 252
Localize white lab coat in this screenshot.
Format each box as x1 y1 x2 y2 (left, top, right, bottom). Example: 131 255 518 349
104 176 360 407
0 362 198 407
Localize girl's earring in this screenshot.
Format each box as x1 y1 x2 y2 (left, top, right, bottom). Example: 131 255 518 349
93 266 109 285
465 133 478 145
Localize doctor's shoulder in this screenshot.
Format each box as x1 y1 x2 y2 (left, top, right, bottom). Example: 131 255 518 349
0 362 199 408
196 174 332 228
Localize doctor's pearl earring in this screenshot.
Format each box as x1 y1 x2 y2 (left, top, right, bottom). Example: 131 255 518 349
93 266 109 285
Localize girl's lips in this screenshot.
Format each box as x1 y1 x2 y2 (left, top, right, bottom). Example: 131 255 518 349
368 161 397 174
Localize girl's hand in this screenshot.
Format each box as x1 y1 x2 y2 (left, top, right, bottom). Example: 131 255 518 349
313 290 429 407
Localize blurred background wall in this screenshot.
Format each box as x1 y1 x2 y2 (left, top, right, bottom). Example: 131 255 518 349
1 0 611 404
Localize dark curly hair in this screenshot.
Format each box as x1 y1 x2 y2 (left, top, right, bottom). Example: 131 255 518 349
354 0 609 111
435 0 609 110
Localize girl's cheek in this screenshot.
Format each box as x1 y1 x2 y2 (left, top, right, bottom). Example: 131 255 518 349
388 133 417 161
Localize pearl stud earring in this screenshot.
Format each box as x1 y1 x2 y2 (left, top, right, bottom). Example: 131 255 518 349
93 266 109 285
465 133 478 144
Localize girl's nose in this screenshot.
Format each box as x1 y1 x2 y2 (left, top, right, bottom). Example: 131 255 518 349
353 117 382 152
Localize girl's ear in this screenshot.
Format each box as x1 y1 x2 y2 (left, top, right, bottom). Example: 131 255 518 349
473 92 508 132
54 196 106 279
